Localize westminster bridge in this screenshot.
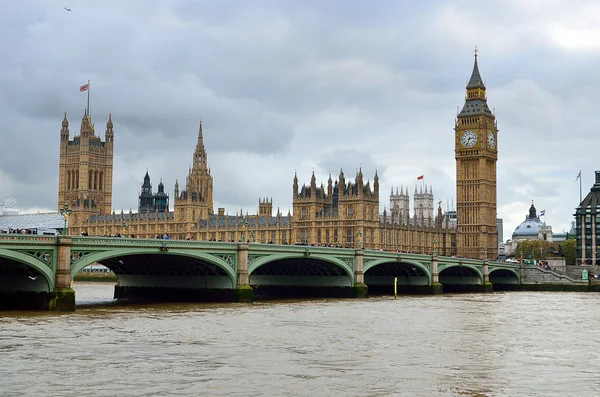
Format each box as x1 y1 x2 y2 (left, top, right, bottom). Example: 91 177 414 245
0 235 522 310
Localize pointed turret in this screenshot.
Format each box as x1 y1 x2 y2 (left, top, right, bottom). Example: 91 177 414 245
193 120 207 169
61 112 69 142
467 47 485 90
459 48 493 117
293 172 299 197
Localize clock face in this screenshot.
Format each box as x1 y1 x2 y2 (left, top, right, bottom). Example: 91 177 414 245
461 130 477 148
487 131 496 149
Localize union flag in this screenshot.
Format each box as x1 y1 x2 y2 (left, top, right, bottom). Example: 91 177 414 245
80 83 89 92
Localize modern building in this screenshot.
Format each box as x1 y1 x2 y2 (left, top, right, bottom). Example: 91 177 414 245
574 171 600 265
455 50 498 259
59 54 495 257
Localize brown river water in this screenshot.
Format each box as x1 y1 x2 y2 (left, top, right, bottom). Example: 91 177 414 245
1 283 599 397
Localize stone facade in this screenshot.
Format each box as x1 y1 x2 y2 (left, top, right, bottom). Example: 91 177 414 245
57 110 114 227
60 54 497 257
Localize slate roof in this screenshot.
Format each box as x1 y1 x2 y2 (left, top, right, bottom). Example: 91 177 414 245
459 99 492 117
0 212 64 230
90 211 174 222
198 214 290 228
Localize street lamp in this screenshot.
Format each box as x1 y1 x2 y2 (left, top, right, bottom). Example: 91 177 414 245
240 217 248 242
484 247 488 261
59 204 72 235
433 239 437 256
356 229 363 250
121 221 128 236
250 231 255 243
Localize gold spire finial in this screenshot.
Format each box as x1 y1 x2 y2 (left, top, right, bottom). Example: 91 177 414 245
474 45 478 58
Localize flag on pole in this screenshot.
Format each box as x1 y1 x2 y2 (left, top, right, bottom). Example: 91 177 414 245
80 83 89 92
576 171 581 181
417 175 424 180
539 210 545 217
437 200 442 205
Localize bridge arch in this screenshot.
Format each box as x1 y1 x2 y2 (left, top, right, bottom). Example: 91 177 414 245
363 258 431 291
248 253 354 286
71 248 237 288
438 263 483 287
0 249 54 292
489 268 520 287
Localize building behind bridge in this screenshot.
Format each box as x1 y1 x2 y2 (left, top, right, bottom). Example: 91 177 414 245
58 53 502 259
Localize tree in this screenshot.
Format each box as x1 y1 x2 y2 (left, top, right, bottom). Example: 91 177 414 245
561 238 577 266
515 239 552 261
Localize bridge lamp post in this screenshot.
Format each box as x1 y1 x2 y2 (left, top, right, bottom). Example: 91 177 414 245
250 231 255 243
484 247 488 261
433 239 437 257
121 221 128 236
356 229 363 250
240 217 247 242
59 204 72 236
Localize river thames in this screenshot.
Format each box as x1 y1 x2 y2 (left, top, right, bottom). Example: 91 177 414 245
1 283 599 397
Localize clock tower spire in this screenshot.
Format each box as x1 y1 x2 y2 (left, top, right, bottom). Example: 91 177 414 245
455 49 498 260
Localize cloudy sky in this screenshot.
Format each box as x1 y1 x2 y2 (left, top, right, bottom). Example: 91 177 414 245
1 0 598 240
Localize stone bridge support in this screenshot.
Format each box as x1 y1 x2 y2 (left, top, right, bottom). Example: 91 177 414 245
430 255 443 294
235 243 253 302
483 260 492 292
51 237 76 311
353 250 368 298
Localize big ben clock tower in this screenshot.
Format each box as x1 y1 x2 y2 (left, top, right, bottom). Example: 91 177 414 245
455 49 498 260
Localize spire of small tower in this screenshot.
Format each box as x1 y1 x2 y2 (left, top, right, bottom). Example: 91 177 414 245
61 112 69 139
105 113 114 141
193 120 207 169
80 108 93 137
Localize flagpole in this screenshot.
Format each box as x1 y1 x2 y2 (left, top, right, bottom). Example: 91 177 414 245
580 171 582 203
87 80 90 117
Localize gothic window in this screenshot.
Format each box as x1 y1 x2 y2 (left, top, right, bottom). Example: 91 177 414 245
260 232 266 244
345 228 354 244
347 206 354 218
99 172 103 191
301 208 307 219
88 171 93 189
271 231 276 243
76 170 79 189
282 231 287 244
317 230 321 244
299 229 308 244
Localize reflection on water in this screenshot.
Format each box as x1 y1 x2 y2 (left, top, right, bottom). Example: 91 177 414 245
1 283 599 396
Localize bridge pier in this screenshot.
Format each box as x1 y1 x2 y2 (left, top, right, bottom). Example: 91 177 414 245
234 243 253 302
429 255 443 294
50 237 75 311
353 250 368 298
482 260 493 292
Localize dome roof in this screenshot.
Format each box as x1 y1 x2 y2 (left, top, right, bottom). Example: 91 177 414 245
513 218 543 237
512 202 544 238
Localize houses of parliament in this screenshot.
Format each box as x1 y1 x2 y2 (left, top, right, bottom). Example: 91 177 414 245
58 53 498 259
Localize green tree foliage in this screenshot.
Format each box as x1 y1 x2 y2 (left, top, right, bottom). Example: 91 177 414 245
515 239 553 261
561 238 577 266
